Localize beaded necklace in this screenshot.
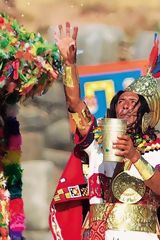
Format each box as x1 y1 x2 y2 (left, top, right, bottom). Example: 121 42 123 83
93 126 160 154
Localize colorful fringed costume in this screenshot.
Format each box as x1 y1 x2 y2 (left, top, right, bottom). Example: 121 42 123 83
0 104 25 239
0 13 61 239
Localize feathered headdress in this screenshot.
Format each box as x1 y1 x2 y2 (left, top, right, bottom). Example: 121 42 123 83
0 13 62 104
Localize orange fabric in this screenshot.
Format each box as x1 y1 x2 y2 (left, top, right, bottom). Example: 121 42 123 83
78 60 147 76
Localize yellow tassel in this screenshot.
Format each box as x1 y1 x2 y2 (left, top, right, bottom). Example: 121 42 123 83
2 151 21 165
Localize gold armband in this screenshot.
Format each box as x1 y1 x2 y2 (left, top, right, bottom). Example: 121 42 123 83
69 103 92 130
81 104 92 124
63 65 74 87
70 112 85 130
134 157 155 181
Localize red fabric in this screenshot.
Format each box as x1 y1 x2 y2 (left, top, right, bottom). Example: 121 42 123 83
89 173 109 200
54 152 86 191
56 201 83 240
49 151 87 240
49 119 95 240
10 198 24 214
148 34 159 70
89 220 105 240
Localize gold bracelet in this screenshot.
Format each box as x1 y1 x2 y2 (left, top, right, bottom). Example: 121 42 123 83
134 157 155 181
69 112 86 130
81 104 92 125
63 65 74 87
69 103 92 130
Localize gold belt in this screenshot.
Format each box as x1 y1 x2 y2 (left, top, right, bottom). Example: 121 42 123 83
90 203 157 233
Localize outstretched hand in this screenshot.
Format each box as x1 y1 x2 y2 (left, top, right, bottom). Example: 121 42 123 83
54 22 78 65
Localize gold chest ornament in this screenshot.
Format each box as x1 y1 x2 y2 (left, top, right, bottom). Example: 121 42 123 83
111 139 160 204
112 170 146 203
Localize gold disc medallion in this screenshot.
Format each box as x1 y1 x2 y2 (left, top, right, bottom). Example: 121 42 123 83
112 171 146 203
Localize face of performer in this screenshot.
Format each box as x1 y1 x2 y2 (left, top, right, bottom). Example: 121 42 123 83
115 91 141 127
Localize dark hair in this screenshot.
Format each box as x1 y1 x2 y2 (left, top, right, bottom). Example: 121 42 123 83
107 90 156 139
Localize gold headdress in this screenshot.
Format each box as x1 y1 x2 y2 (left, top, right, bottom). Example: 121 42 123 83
126 34 160 132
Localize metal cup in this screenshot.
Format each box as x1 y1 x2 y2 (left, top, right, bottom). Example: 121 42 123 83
103 118 127 162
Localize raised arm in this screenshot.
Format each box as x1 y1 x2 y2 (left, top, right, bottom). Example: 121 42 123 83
55 22 93 136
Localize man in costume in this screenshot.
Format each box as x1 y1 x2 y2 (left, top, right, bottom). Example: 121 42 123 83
49 22 160 240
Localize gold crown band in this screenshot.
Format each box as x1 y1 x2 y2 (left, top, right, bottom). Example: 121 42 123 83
134 157 155 181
